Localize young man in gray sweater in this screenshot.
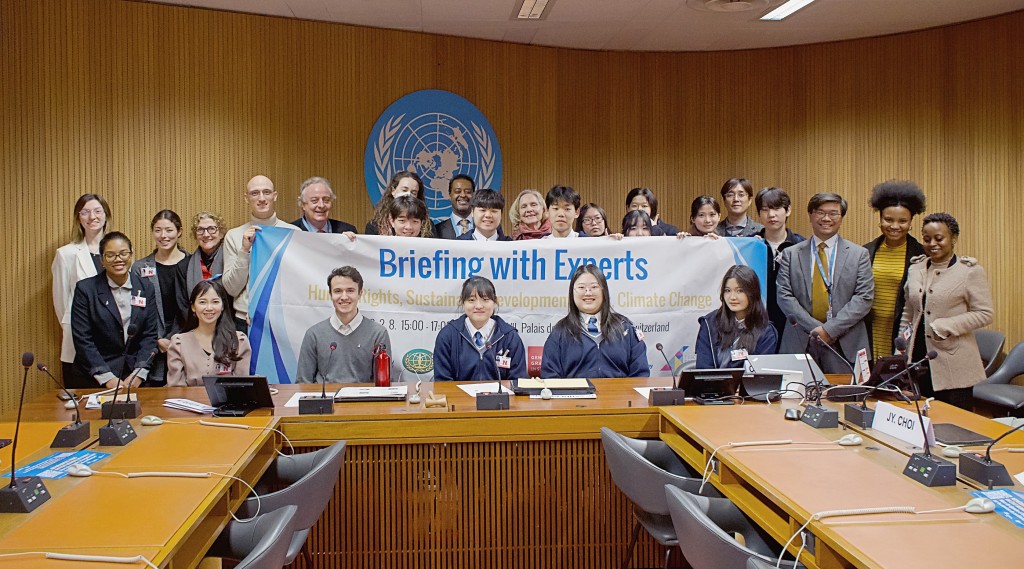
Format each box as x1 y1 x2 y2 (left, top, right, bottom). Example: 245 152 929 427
295 266 392 383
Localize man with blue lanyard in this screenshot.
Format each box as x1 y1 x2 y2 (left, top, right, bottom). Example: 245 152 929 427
776 193 874 374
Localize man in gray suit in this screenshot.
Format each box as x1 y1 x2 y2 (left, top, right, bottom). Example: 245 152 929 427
777 193 874 374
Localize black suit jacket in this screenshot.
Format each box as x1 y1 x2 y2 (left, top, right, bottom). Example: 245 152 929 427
291 217 357 234
71 272 159 383
433 218 458 239
456 231 512 242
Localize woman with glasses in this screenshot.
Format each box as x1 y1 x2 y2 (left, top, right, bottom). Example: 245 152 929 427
186 211 229 296
69 232 159 389
576 203 609 236
166 279 250 386
541 265 649 379
130 210 191 386
626 187 678 236
52 194 112 386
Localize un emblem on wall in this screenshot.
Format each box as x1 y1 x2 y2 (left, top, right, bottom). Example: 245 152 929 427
364 89 503 219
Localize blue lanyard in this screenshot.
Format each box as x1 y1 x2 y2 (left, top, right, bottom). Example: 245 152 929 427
813 239 837 294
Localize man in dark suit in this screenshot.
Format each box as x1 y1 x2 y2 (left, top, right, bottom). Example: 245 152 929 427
70 232 159 389
777 193 874 374
433 174 476 239
291 177 357 234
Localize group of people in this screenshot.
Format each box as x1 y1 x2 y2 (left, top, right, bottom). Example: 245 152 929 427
51 173 994 409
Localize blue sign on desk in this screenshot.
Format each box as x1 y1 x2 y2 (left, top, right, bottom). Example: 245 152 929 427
2 450 109 479
970 489 1024 528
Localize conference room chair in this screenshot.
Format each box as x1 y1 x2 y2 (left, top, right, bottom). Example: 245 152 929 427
973 340 1024 417
600 426 716 569
207 505 298 569
976 329 1006 377
237 441 348 566
746 557 777 569
664 485 803 569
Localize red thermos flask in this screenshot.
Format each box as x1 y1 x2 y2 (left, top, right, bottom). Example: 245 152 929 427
373 343 391 387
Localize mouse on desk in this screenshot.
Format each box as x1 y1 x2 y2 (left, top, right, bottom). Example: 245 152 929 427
784 408 802 421
964 497 996 514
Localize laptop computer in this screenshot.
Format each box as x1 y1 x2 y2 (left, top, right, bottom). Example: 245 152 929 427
745 354 832 391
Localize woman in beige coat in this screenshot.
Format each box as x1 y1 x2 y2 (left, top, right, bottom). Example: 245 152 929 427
899 213 993 409
166 279 250 387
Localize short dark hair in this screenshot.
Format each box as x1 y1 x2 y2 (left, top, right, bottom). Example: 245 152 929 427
720 178 754 200
327 266 364 292
621 210 654 235
807 192 848 216
545 185 581 209
150 209 183 231
755 187 791 211
470 189 505 211
575 203 608 233
449 174 476 193
459 276 498 306
100 231 132 254
690 195 721 220
869 180 926 216
625 187 658 218
922 212 960 236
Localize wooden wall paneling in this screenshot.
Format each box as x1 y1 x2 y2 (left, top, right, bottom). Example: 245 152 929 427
2 0 1023 414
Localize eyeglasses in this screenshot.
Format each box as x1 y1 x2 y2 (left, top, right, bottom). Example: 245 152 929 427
195 226 219 235
247 189 275 198
723 192 748 200
581 216 604 225
812 210 843 220
102 251 132 261
573 285 601 294
78 208 105 218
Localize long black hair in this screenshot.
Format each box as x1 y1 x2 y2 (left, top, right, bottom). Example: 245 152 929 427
553 264 628 342
183 279 241 366
713 265 768 353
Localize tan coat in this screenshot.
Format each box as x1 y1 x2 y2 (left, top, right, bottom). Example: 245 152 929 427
166 331 252 387
899 255 994 391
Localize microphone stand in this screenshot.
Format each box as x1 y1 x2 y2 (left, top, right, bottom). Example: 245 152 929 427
101 350 153 420
800 333 839 429
299 342 337 415
649 343 686 406
38 362 91 448
0 353 51 513
841 352 935 428
97 372 137 447
958 422 1024 488
477 341 510 411
902 381 956 487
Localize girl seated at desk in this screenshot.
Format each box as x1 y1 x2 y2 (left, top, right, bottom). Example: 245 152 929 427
695 265 776 369
166 279 251 386
541 265 649 379
432 277 526 381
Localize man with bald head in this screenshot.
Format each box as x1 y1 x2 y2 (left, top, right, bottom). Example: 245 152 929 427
222 175 298 333
290 177 357 234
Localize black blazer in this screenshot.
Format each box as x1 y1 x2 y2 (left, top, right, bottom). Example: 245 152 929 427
71 272 159 384
863 234 925 356
456 231 511 242
433 218 458 239
291 217 357 234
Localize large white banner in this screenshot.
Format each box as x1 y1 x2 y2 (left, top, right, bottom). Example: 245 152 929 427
248 228 766 383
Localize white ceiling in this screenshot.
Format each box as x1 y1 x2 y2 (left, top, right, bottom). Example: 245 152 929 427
140 0 1024 51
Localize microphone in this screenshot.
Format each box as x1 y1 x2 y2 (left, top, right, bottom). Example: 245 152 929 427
811 333 858 383
788 317 837 429
37 361 91 448
839 351 936 428
111 348 157 420
902 360 955 487
101 323 140 421
477 339 511 411
650 343 686 406
0 353 51 513
298 342 336 415
98 336 139 446
958 421 1024 487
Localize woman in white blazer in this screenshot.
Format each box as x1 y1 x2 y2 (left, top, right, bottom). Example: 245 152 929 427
52 194 110 385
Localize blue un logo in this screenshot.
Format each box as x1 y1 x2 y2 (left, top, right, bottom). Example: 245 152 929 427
363 89 503 219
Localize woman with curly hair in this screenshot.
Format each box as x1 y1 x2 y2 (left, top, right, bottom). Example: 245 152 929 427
365 170 425 235
864 180 927 360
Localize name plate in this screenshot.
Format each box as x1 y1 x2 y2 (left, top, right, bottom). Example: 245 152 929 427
871 401 935 447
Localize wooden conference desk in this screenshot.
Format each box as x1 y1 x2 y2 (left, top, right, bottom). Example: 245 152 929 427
0 416 279 569
11 378 676 569
659 403 1024 569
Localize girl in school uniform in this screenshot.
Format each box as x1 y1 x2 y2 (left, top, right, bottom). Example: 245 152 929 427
695 265 777 369
432 277 526 382
542 265 649 379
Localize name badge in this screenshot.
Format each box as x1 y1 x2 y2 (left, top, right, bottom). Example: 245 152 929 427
140 266 156 277
496 355 511 369
730 348 748 362
130 295 147 308
215 362 233 374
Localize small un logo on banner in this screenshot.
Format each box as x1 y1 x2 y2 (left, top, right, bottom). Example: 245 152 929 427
363 89 503 219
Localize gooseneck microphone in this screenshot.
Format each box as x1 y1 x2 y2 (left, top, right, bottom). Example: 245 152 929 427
98 338 138 446
37 361 91 448
102 325 141 420
789 317 838 429
649 343 686 406
959 421 1024 487
299 342 336 415
117 348 156 420
902 370 956 487
838 350 936 428
0 353 51 513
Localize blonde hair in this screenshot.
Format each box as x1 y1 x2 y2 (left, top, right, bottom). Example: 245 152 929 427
190 211 228 244
508 189 547 226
